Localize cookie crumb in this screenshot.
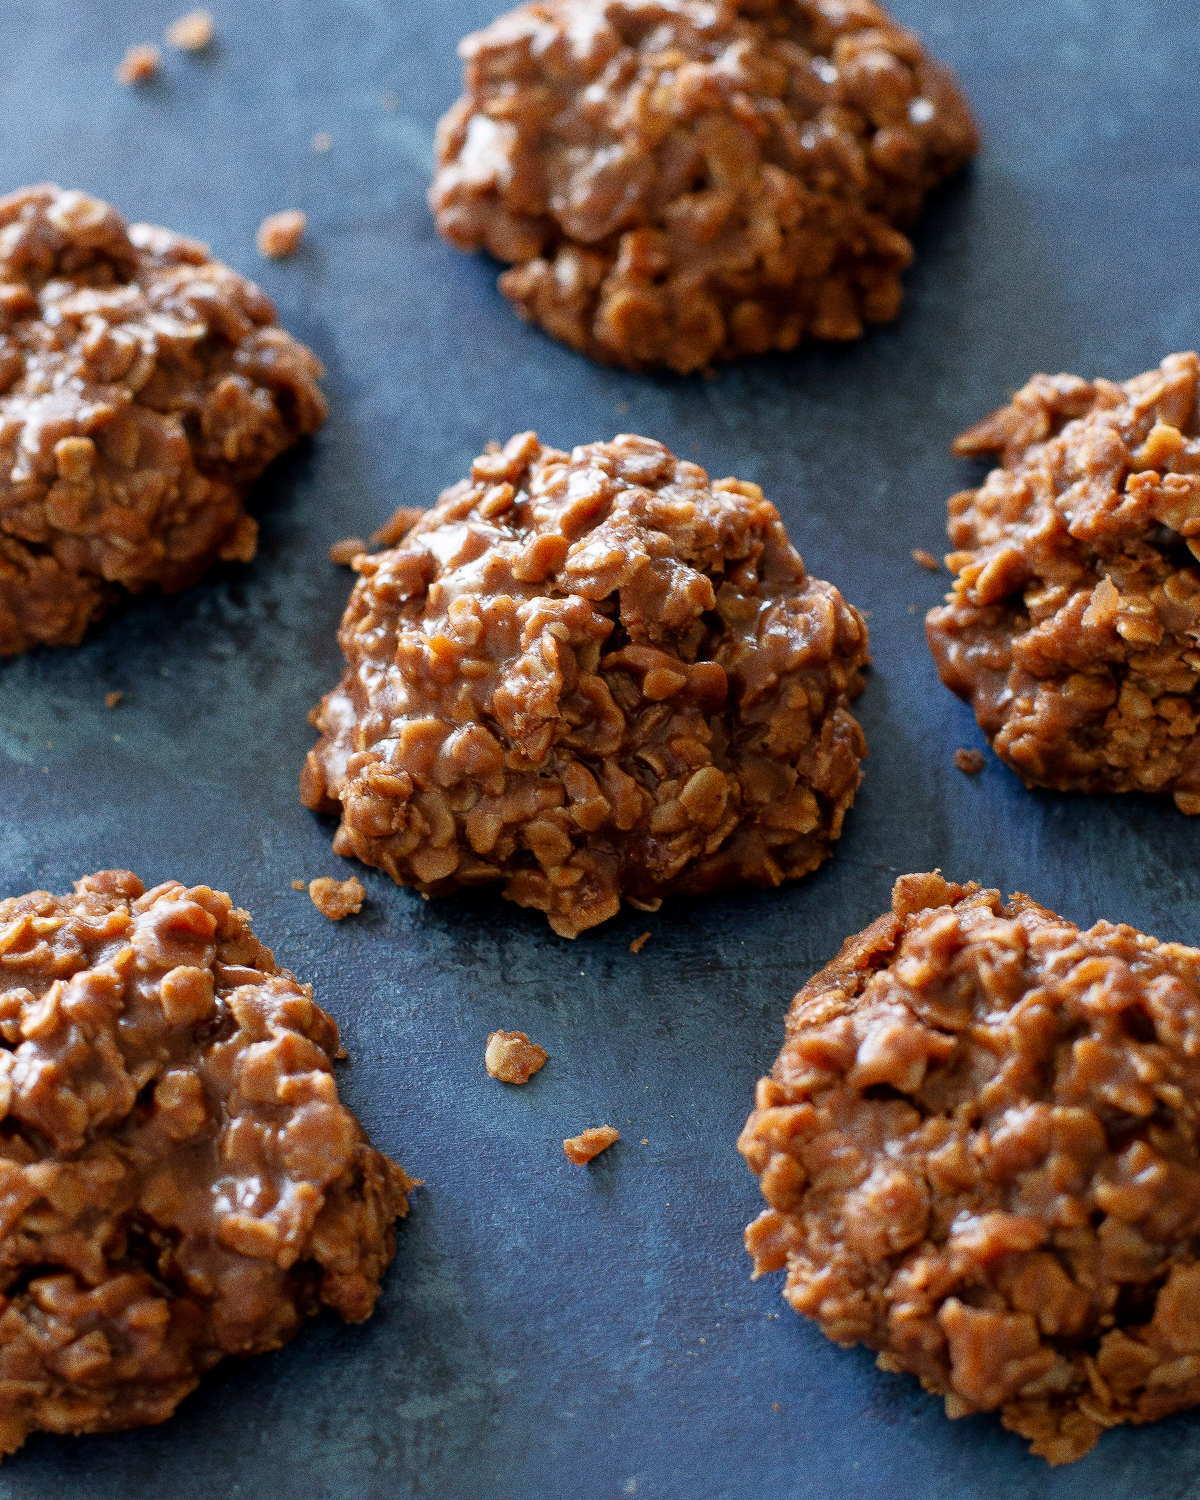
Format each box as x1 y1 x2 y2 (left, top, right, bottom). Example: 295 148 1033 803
312 132 333 153
912 548 940 571
308 876 366 919
165 9 214 51
772 1403 781 1412
105 691 123 709
370 506 424 548
291 880 306 891
485 1030 548 1084
256 209 306 260
563 1125 619 1164
115 44 161 84
629 931 651 954
329 537 368 566
954 748 986 775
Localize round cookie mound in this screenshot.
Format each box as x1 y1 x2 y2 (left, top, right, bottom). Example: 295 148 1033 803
0 184 328 655
739 872 1200 1465
0 870 414 1457
430 0 977 372
926 352 1200 812
302 431 868 937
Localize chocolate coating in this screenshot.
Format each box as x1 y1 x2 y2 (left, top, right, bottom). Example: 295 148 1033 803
0 184 326 654
926 353 1200 811
430 0 977 372
0 870 414 1458
741 873 1200 1464
302 431 868 937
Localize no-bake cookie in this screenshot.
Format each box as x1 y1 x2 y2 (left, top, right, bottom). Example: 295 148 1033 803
740 872 1200 1463
0 184 327 654
430 0 977 372
0 869 414 1457
302 431 868 937
926 352 1200 811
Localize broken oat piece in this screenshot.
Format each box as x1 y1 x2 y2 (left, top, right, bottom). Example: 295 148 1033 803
629 931 651 954
115 44 160 84
911 548 940 571
165 8 215 51
953 747 984 774
301 432 869 938
430 0 977 372
0 184 326 655
927 353 1200 812
564 1125 619 1164
105 691 123 709
485 1030 548 1084
308 876 366 920
740 872 1200 1464
0 869 415 1459
329 537 368 566
256 208 307 260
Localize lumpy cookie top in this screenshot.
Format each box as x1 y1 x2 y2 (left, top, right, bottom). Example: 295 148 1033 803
926 352 1200 811
0 870 414 1457
430 0 976 372
302 431 868 937
740 872 1200 1464
0 184 327 655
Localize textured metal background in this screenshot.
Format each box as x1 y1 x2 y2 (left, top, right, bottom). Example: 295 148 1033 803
1 1 1199 1496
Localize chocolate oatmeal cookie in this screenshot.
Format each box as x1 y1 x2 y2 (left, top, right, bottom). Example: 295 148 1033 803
926 353 1200 811
0 870 415 1458
301 431 868 937
430 0 977 373
740 872 1200 1464
0 184 327 655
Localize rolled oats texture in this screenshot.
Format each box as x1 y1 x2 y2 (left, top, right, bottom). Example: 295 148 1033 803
927 353 1200 811
0 870 415 1459
740 872 1200 1464
430 0 977 372
0 184 327 655
301 431 869 937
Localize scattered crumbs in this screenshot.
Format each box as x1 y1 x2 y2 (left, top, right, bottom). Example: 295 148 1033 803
256 209 306 260
312 131 333 153
954 747 986 775
291 880 306 891
640 1137 649 1145
629 931 651 954
907 603 917 613
329 536 368 566
861 609 872 619
112 734 121 743
115 44 161 84
308 875 366 920
105 690 123 709
772 1402 781 1412
563 1125 619 1164
615 400 629 414
382 90 399 111
485 1030 548 1085
912 547 940 571
371 505 424 548
165 8 214 51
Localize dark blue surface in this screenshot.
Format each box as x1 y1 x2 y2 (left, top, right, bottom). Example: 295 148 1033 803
1 2 1199 1496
